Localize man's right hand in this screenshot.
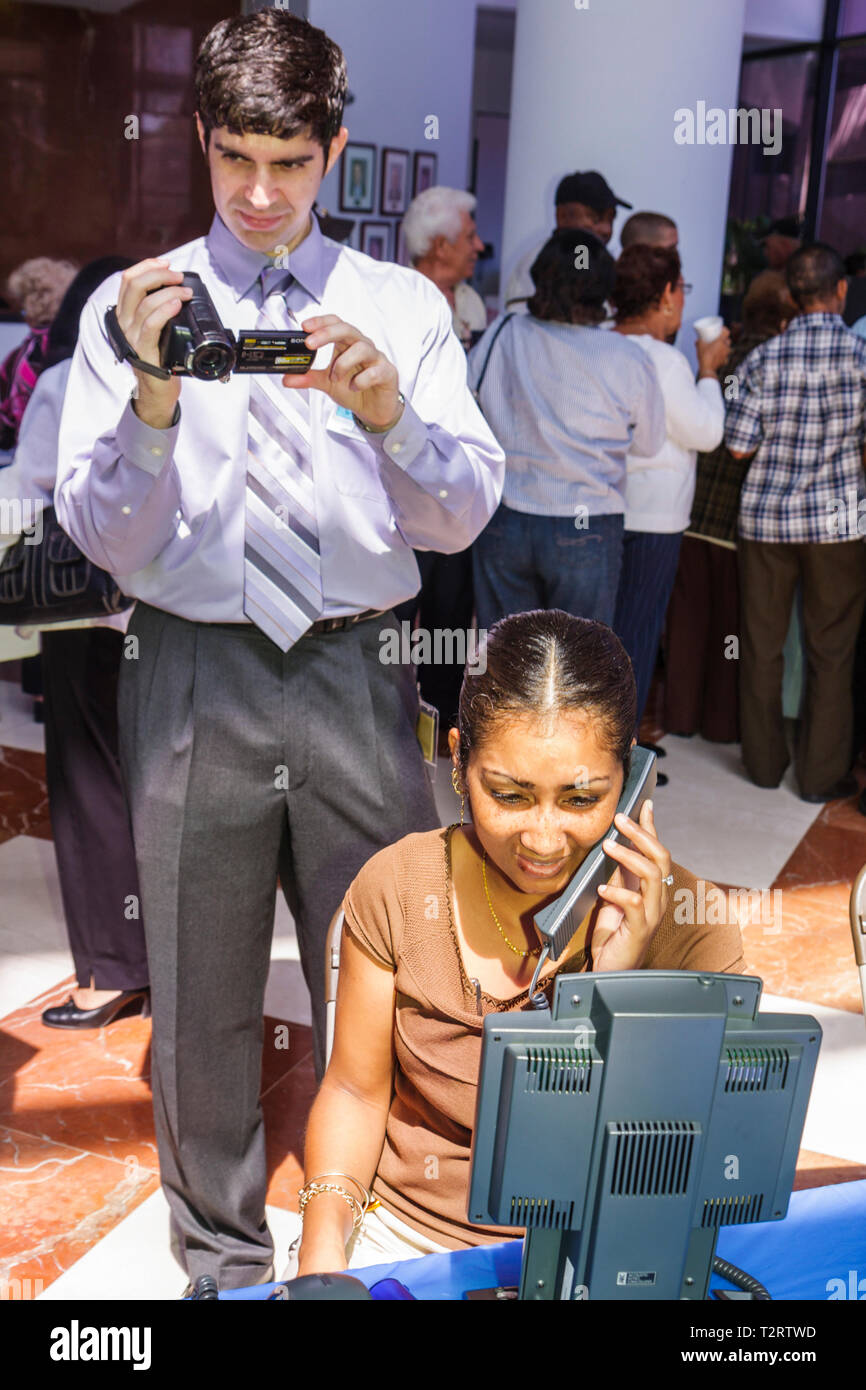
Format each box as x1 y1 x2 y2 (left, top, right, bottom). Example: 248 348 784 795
115 259 192 430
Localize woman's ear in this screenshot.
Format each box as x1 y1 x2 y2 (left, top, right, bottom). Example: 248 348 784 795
448 726 461 764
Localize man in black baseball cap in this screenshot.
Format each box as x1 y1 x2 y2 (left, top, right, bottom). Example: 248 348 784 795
554 170 632 245
505 169 631 310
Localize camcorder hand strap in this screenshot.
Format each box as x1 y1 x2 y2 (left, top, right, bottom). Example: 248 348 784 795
104 306 173 381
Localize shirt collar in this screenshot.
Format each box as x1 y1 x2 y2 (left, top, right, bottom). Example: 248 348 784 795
787 311 843 330
206 211 327 304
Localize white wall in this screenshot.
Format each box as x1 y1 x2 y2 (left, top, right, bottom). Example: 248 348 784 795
0 322 29 361
501 0 748 357
309 0 477 256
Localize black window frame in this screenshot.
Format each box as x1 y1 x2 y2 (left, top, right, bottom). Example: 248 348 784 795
738 0 866 240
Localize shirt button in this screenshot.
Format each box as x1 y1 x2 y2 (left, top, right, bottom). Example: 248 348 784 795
121 505 132 516
149 446 163 457
438 489 448 498
391 441 403 454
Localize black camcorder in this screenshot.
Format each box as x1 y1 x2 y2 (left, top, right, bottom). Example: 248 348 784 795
104 271 316 383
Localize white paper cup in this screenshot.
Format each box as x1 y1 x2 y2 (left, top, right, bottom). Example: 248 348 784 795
694 315 724 343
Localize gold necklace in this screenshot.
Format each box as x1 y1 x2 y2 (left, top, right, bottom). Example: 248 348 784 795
481 851 541 959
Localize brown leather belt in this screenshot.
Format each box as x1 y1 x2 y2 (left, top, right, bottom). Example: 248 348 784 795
203 607 391 637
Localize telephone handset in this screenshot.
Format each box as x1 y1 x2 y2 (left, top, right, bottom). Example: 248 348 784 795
531 744 658 962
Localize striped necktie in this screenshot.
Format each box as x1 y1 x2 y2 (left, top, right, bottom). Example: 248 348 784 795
243 270 323 650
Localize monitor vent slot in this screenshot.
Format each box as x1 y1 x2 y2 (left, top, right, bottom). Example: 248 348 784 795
609 1121 699 1197
510 1195 575 1229
723 1047 790 1093
524 1045 592 1094
701 1193 764 1228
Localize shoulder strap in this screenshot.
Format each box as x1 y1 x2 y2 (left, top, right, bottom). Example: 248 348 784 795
473 312 515 400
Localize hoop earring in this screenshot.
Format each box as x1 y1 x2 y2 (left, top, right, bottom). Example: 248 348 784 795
451 766 466 827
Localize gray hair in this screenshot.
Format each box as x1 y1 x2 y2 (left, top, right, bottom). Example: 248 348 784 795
402 186 477 263
6 257 78 328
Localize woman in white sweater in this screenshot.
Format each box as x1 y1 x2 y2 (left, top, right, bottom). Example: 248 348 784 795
611 243 729 732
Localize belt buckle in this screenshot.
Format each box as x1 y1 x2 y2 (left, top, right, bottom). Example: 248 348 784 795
316 611 374 635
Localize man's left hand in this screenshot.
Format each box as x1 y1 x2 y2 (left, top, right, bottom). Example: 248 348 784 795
282 315 403 431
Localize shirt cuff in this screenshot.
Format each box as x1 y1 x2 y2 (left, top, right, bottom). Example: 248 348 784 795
115 397 181 478
365 397 428 470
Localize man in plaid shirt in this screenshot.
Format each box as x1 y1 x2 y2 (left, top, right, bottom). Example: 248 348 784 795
726 242 866 801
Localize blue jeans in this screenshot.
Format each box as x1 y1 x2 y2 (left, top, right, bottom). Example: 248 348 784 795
473 504 624 630
613 529 684 726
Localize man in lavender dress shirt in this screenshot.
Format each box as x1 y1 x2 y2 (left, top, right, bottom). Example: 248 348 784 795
55 10 503 1291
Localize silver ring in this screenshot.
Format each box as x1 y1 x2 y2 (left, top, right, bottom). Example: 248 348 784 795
662 873 674 887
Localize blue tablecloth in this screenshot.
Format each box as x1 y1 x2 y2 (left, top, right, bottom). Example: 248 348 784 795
220 1179 866 1301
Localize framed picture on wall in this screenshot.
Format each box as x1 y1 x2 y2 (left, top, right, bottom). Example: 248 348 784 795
380 147 410 215
394 219 408 266
339 142 376 212
413 151 437 198
360 221 392 262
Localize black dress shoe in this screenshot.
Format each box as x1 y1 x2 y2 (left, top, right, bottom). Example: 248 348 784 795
41 988 150 1029
800 774 858 805
639 741 667 758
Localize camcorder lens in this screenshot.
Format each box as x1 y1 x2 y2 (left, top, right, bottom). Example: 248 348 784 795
191 341 235 379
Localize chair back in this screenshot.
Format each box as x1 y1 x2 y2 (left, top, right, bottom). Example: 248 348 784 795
849 864 866 1026
324 908 344 1067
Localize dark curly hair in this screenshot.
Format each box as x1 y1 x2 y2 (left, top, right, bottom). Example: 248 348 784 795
455 609 635 785
195 10 347 158
612 243 682 322
527 228 615 325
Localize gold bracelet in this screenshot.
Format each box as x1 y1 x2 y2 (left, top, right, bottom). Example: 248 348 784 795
308 1172 371 1208
298 1181 364 1231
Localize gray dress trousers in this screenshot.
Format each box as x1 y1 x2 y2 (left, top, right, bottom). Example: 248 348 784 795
117 601 439 1288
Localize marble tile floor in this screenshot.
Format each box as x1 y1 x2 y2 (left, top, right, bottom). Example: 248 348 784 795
1 678 865 1299
3 984 862 1302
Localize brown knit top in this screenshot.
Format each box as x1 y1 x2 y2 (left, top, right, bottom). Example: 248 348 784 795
341 826 748 1250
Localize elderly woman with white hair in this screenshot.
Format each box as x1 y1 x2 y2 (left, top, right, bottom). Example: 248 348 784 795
402 186 487 348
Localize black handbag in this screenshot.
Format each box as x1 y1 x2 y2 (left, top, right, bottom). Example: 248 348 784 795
0 506 131 626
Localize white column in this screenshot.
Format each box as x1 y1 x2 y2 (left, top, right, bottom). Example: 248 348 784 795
501 0 748 344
